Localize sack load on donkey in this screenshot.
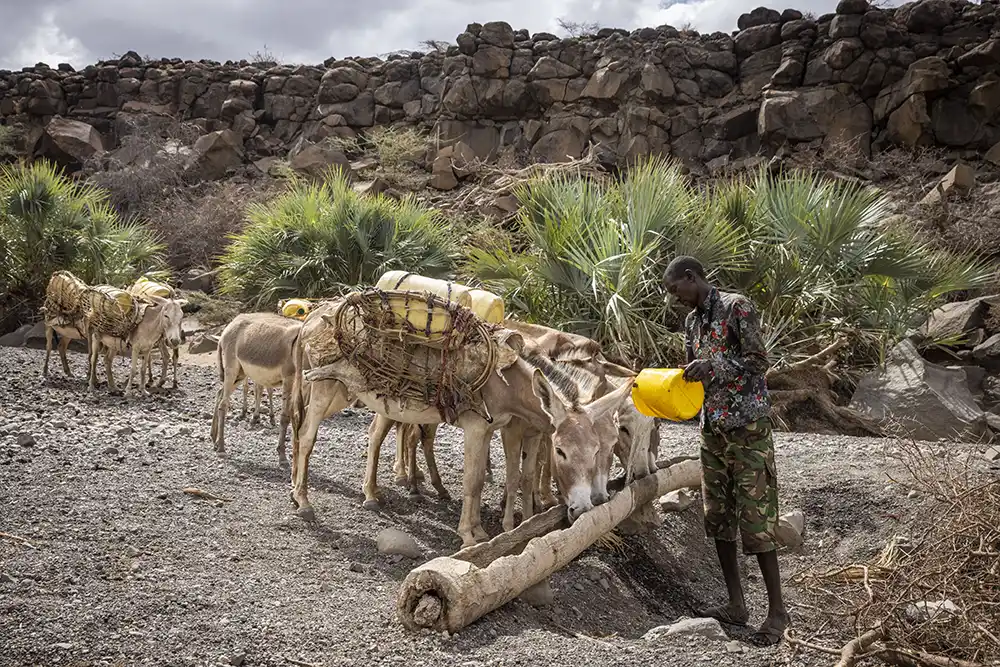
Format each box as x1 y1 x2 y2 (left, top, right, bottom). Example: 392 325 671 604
85 285 145 340
41 270 89 326
303 286 517 424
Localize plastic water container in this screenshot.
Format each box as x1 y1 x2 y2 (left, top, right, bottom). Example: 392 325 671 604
631 368 705 421
468 288 505 324
375 271 474 309
90 285 136 314
280 298 312 320
129 276 174 299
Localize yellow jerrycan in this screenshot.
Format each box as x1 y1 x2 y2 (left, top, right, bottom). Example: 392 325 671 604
375 271 474 308
129 275 175 299
279 298 312 320
631 368 705 421
468 288 505 324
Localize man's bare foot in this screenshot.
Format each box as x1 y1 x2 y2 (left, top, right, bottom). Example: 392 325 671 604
699 603 749 626
749 610 791 646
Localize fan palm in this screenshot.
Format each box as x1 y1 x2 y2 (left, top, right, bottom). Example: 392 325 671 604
0 160 165 323
218 169 460 308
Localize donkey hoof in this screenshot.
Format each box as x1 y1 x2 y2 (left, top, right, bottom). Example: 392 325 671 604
296 507 316 523
362 499 381 511
407 489 424 500
437 490 452 502
278 458 290 470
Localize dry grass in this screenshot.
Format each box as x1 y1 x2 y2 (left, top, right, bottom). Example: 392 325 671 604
327 125 430 190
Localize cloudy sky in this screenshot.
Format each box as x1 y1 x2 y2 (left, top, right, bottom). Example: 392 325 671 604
1 0 863 71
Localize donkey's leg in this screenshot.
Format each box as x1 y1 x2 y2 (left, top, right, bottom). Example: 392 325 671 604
419 424 449 500
500 419 525 532
456 416 492 546
58 335 73 377
363 414 394 509
291 380 350 521
239 378 250 420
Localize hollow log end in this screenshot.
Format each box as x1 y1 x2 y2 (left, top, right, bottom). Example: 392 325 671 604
413 594 443 628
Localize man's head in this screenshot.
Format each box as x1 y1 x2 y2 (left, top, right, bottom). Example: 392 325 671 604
663 255 710 308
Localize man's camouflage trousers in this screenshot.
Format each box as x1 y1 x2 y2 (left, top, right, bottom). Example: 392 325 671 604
700 416 779 554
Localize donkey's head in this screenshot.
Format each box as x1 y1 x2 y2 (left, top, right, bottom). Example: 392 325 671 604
531 369 633 522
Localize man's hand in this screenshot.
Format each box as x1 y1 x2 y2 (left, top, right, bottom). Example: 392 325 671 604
683 359 713 383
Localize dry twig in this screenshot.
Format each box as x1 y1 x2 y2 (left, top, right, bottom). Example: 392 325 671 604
182 487 233 502
0 532 36 548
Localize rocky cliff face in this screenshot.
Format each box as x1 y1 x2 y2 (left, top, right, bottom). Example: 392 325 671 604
2 0 1000 171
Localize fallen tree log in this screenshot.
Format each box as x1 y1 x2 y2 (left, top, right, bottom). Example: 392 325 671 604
396 458 701 633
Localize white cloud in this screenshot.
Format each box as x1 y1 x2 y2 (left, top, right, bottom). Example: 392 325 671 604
1 8 90 70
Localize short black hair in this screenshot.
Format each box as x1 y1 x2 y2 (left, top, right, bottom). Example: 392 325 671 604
663 255 706 281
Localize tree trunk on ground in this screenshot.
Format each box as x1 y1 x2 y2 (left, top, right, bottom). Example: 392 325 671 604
396 459 701 633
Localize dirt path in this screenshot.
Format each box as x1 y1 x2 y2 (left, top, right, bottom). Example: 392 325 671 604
0 347 935 666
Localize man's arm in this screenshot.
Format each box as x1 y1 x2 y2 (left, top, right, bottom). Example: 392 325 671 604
684 312 695 364
707 297 770 384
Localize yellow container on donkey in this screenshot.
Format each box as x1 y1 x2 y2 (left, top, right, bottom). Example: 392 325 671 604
280 298 312 320
375 271 505 327
631 368 705 422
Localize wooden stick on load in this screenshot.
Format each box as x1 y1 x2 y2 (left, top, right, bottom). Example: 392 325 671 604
396 459 701 633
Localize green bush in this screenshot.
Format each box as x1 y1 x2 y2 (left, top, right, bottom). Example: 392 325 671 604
0 160 165 331
466 157 996 369
218 169 460 308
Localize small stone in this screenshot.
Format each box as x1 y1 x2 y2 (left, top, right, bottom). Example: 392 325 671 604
116 425 135 437
775 509 806 548
17 433 35 447
53 643 74 650
0 572 15 584
519 579 554 607
725 640 745 653
907 490 920 499
348 561 366 573
229 653 246 666
644 617 727 642
103 447 119 455
125 546 140 557
375 528 422 559
984 446 1000 462
659 488 696 512
51 421 68 429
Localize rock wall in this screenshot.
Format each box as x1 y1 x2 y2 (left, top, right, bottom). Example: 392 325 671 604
3 0 1000 171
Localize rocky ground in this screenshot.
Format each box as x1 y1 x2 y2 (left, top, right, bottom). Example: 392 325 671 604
0 346 968 667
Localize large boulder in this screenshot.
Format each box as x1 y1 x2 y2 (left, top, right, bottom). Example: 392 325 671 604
39 117 105 164
849 339 989 442
287 138 351 180
184 130 245 181
916 296 1000 346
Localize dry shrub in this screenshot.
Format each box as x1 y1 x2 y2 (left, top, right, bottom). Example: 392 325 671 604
86 114 202 218
145 178 284 270
788 439 999 666
0 124 21 159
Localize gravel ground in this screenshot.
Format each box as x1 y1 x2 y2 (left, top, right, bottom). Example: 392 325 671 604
0 346 949 667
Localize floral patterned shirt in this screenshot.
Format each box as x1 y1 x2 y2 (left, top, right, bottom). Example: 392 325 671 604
684 287 771 433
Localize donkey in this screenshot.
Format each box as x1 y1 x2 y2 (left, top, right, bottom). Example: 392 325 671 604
87 295 187 397
291 299 634 547
209 312 304 467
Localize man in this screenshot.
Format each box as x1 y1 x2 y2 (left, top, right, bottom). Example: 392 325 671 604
663 255 790 646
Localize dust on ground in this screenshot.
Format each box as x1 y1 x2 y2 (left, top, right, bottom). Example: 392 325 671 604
0 347 941 667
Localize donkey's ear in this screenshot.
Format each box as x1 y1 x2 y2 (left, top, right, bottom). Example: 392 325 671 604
584 377 633 423
531 368 569 428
